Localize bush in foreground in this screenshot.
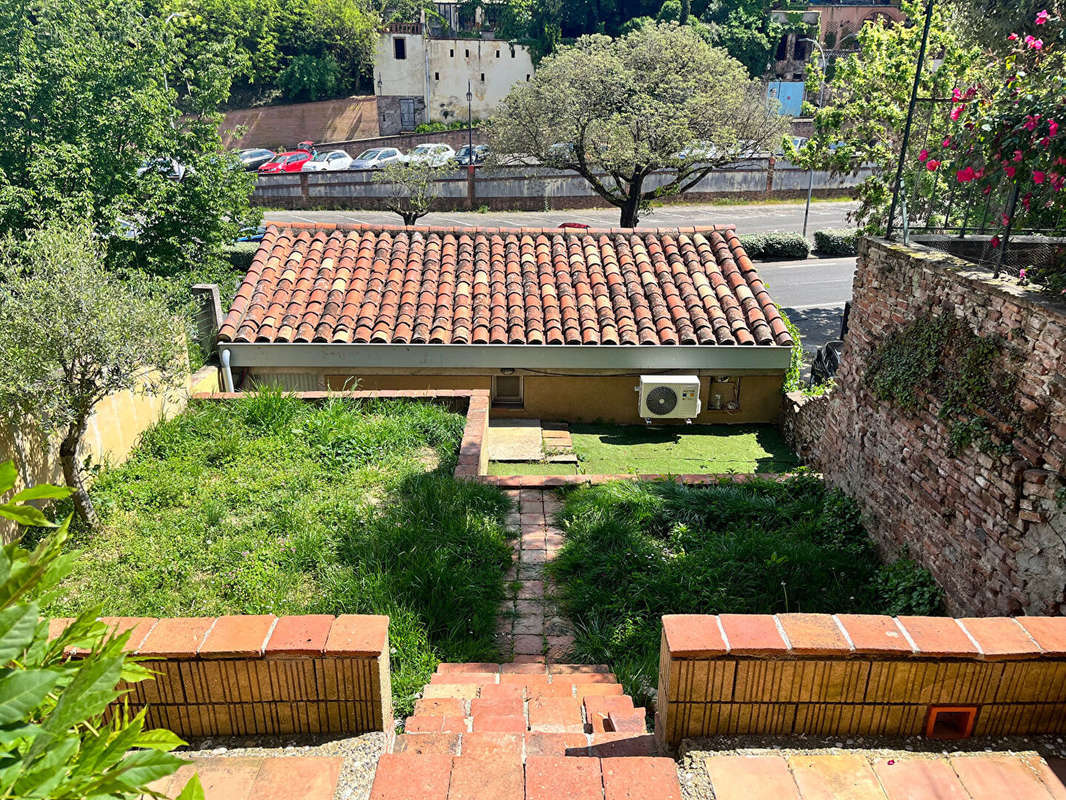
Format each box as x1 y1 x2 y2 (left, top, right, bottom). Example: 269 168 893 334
546 476 942 707
45 392 513 713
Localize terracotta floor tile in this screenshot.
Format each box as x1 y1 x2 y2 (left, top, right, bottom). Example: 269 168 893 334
872 757 970 800
392 734 461 755
370 753 453 800
602 757 682 800
251 757 341 800
181 757 262 800
525 755 603 800
704 755 801 800
460 732 523 758
787 754 887 800
448 754 523 800
951 755 1058 800
524 733 589 758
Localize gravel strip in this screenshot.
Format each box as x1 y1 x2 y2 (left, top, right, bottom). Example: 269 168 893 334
676 733 1066 800
181 731 390 800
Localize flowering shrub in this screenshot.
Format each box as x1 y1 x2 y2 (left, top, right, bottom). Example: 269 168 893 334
930 8 1066 249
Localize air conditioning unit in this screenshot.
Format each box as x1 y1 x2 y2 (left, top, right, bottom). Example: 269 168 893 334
638 375 701 422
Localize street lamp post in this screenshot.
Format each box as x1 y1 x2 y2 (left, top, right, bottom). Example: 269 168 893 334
800 37 828 239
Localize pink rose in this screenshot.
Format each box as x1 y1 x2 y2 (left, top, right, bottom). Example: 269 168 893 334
1034 170 1046 184
991 235 1001 248
918 148 930 162
952 88 962 101
1014 149 1024 161
942 137 952 148
950 106 963 121
1027 36 1044 50
1036 9 1050 24
926 159 941 171
956 167 976 182
1049 120 1059 137
1009 32 1019 40
1005 165 1017 177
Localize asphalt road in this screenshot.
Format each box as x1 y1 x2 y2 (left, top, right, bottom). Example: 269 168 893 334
264 199 856 236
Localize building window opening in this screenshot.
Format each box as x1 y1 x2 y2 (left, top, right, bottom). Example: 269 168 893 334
450 48 454 57
394 37 406 60
480 72 485 82
434 72 439 80
492 375 524 407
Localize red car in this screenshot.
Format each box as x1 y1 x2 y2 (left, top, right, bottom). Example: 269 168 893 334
258 149 312 174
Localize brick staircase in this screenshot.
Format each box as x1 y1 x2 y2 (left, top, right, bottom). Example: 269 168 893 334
370 661 681 800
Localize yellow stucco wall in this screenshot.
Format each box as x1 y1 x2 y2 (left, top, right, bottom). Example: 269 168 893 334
1 365 220 541
320 371 784 425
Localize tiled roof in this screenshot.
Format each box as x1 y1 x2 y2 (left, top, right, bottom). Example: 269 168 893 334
218 223 794 347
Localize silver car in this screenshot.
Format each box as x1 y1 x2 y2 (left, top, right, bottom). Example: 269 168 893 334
301 150 353 172
350 147 404 170
404 143 456 167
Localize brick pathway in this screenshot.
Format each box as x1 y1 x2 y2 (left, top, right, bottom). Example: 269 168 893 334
374 662 674 799
497 489 575 661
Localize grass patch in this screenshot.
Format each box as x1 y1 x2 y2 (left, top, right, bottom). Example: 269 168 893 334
571 423 798 474
546 476 941 708
44 390 513 713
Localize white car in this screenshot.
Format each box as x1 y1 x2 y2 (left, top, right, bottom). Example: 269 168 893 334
350 147 404 170
301 150 353 172
404 143 456 167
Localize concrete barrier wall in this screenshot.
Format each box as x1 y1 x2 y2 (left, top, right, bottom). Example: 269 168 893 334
658 613 1066 747
50 614 392 739
252 160 873 211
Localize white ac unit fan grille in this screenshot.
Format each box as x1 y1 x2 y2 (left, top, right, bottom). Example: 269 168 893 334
638 375 701 420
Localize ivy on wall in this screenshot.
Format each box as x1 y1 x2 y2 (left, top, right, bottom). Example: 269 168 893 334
866 312 1019 456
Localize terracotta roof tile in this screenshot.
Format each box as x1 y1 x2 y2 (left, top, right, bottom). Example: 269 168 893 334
218 224 794 348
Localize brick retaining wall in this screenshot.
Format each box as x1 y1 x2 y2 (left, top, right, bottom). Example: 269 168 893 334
658 613 1066 747
782 238 1066 615
50 614 391 739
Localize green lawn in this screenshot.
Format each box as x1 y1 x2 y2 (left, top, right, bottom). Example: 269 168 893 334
43 391 512 713
489 423 798 476
546 477 942 708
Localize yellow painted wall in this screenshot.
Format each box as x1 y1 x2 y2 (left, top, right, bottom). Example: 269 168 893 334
0 365 220 542
320 372 784 425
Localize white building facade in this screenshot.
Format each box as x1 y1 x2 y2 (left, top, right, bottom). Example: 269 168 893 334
374 24 534 125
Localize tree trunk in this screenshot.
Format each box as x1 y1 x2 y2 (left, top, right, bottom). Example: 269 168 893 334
59 416 97 529
402 211 420 226
618 178 645 227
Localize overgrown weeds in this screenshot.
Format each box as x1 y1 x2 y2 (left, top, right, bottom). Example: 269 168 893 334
45 391 513 713
546 476 942 708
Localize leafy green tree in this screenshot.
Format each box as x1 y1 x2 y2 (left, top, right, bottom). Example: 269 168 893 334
0 223 186 527
704 0 782 78
0 462 204 799
373 160 453 225
789 0 986 232
277 53 343 101
0 0 257 277
488 22 786 226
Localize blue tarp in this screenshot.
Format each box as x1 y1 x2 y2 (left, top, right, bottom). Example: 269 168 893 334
767 81 805 117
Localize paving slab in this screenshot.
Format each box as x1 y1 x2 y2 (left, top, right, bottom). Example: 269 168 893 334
487 418 544 461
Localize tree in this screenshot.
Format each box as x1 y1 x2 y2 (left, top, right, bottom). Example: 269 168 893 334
0 464 205 799
373 160 453 225
789 0 986 232
0 223 185 527
0 0 257 278
487 22 786 226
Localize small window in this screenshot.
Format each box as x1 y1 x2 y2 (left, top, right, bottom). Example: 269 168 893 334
480 72 485 82
465 48 470 57
495 50 500 57
450 48 454 57
492 375 523 407
394 37 406 60
434 72 439 80
525 74 530 81
925 706 977 740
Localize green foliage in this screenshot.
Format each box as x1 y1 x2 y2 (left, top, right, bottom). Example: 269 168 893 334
488 21 786 226
546 476 942 706
0 463 203 800
813 228 858 256
223 241 261 273
778 307 804 393
0 0 257 277
866 312 1019 456
705 0 782 79
738 232 811 260
45 394 513 714
414 120 480 134
277 53 342 101
789 0 987 233
873 557 944 616
0 222 187 525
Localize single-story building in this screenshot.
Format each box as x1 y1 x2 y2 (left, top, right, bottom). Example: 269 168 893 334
216 223 795 424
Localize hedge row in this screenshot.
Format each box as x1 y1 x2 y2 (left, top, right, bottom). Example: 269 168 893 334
813 228 859 256
736 229 860 261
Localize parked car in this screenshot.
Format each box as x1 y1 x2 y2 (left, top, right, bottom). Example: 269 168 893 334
810 302 851 386
558 222 590 230
238 148 275 171
136 157 193 182
404 143 456 167
350 147 404 170
455 144 490 166
258 149 312 174
301 149 353 172
236 225 266 242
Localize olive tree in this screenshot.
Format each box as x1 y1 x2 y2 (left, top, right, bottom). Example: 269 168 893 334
0 223 185 528
373 159 453 225
487 22 787 226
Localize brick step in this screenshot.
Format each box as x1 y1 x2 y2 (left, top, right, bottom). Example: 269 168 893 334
394 731 658 758
145 756 342 800
370 753 682 800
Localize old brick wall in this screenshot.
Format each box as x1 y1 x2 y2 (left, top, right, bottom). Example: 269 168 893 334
780 390 829 465
806 237 1066 615
220 96 381 150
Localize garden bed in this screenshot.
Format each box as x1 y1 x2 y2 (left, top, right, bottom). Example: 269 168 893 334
43 391 512 713
545 476 942 708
